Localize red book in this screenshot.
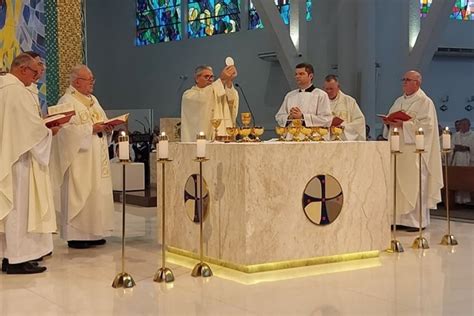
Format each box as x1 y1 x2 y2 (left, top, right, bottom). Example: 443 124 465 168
377 111 411 122
101 113 129 127
44 113 74 128
331 116 344 127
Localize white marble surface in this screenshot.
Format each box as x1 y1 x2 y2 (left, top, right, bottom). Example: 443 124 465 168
159 142 392 266
1 205 473 316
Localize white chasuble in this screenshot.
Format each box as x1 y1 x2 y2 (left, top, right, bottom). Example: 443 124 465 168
0 74 55 263
385 89 443 227
54 86 114 240
181 79 239 142
275 87 332 128
329 91 366 141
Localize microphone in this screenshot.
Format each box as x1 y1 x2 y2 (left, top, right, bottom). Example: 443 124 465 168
234 82 256 125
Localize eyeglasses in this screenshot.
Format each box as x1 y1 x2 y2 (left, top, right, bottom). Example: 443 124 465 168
401 78 418 82
77 77 96 82
25 66 39 76
200 74 214 80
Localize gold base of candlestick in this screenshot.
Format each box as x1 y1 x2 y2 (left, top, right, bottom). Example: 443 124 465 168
191 262 213 278
193 157 210 162
387 240 404 253
440 234 458 246
412 237 430 249
112 272 136 288
154 267 175 283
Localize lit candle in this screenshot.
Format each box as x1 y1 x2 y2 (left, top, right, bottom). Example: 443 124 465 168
391 128 400 152
415 127 424 151
442 127 451 150
118 131 129 161
158 132 169 159
196 132 206 158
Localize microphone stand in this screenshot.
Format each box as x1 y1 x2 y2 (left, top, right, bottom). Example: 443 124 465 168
235 82 256 126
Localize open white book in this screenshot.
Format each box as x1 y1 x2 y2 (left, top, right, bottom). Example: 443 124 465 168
44 113 74 128
101 113 129 127
47 103 75 116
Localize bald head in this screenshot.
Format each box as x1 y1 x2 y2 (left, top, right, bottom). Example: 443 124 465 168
402 70 422 96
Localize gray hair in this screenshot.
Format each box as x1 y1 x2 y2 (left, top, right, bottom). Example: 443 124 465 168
69 64 91 83
194 65 213 76
407 70 422 83
10 53 34 70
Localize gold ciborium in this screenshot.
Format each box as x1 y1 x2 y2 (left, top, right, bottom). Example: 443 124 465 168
301 127 312 141
241 112 252 127
226 127 238 142
252 126 264 142
318 127 328 141
331 126 343 141
310 127 321 141
275 126 287 141
289 119 303 141
239 126 252 142
210 118 222 142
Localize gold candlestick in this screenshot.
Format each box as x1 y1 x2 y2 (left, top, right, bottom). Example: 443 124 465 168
440 149 458 246
191 157 213 278
154 157 175 283
112 161 136 288
387 150 404 253
412 150 429 249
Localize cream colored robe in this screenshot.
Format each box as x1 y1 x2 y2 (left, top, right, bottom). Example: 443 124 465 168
0 74 55 263
275 87 332 127
385 89 443 227
181 79 239 142
329 91 366 141
54 86 114 240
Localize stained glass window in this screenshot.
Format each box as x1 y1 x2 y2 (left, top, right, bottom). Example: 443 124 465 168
420 0 474 20
187 0 240 38
136 0 182 46
249 0 312 30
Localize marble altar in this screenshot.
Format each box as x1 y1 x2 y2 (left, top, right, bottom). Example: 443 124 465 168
158 141 391 272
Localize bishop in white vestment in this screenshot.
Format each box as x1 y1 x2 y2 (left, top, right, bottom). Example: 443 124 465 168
53 65 114 248
0 54 57 274
275 63 332 128
384 71 443 228
181 65 239 142
323 75 366 141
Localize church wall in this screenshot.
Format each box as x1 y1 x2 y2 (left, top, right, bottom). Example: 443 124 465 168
84 0 474 134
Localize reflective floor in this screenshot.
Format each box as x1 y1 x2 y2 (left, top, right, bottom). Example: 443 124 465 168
1 204 473 316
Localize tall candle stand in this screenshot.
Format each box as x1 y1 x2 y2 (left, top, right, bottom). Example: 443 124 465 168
112 160 136 288
412 150 429 249
388 150 404 253
191 157 213 278
440 149 458 246
154 158 175 283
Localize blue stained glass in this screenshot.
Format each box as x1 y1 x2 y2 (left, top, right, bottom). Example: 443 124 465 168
248 0 312 30
420 0 474 20
136 0 182 45
187 0 240 38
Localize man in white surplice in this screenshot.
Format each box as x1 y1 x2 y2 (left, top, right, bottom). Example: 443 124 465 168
450 118 474 204
52 65 114 249
323 74 366 141
181 65 239 142
275 63 332 129
0 54 59 274
384 70 443 230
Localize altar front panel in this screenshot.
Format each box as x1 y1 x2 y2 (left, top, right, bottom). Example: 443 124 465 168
159 142 391 267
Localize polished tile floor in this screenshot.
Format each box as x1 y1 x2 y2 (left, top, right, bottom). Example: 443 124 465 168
1 204 473 316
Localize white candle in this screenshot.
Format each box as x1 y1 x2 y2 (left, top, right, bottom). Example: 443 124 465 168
415 127 424 151
391 128 400 152
118 131 129 160
442 127 451 150
158 132 169 159
196 132 206 158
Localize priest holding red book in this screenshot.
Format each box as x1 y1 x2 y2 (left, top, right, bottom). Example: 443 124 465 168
383 70 443 231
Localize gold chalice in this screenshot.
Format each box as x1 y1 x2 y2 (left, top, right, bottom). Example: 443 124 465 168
239 127 252 142
301 127 312 141
275 126 287 141
318 127 328 141
210 118 222 142
226 127 238 142
252 126 264 142
241 112 252 127
310 127 321 141
331 126 343 141
288 126 299 141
